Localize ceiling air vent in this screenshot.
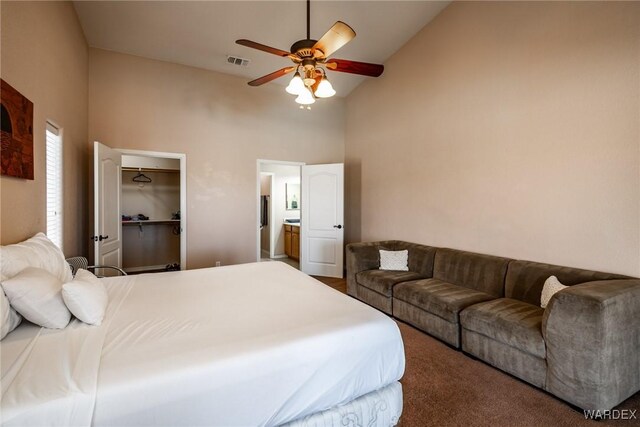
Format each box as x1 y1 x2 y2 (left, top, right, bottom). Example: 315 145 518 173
227 55 250 67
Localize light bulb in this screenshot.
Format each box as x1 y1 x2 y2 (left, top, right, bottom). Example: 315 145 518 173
314 77 336 98
295 87 315 105
286 73 305 95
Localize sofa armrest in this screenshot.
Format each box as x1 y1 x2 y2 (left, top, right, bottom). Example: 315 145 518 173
346 241 396 296
542 279 640 410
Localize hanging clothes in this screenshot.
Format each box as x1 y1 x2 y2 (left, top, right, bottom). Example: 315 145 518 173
260 195 269 228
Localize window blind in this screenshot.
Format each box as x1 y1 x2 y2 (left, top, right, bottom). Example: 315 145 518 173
46 123 63 250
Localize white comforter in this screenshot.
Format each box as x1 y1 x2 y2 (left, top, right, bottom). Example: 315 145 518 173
1 262 405 426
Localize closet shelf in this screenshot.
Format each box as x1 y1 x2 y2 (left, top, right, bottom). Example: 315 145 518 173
122 167 179 174
122 219 180 225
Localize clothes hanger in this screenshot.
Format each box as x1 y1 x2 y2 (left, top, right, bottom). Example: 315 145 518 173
132 168 152 183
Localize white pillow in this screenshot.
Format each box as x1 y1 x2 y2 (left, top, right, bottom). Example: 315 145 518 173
62 269 108 326
540 275 569 309
379 249 409 271
2 267 71 329
1 289 22 340
0 232 72 284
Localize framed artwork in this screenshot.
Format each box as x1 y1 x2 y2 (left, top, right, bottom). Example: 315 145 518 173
1 79 34 179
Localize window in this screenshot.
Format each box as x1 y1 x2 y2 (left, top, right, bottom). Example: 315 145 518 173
46 123 63 250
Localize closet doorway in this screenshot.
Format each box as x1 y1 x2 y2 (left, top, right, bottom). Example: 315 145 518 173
94 142 187 273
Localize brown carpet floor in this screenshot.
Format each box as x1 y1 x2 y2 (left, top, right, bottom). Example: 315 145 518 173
314 276 640 427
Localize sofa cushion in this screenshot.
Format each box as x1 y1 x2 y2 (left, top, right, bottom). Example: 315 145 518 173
355 284 393 315
505 260 630 306
356 270 425 297
433 248 510 298
460 298 545 358
394 278 496 323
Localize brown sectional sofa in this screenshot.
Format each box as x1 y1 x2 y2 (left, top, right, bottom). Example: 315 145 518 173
346 240 640 411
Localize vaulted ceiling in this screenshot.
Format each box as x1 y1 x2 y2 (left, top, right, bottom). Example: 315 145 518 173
74 1 449 96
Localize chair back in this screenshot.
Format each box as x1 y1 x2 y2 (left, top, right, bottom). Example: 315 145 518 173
66 256 89 277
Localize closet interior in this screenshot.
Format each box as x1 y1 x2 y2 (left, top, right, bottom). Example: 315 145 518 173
121 154 182 273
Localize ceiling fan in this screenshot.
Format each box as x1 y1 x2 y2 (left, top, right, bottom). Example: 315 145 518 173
235 0 384 105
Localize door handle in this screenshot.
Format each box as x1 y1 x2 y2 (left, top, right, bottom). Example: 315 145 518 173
98 235 109 241
333 225 342 229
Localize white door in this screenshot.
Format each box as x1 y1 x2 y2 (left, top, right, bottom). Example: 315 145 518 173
301 163 344 277
94 141 122 271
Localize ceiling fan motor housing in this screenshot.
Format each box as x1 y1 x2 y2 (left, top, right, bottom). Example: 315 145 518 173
301 58 316 72
291 39 318 58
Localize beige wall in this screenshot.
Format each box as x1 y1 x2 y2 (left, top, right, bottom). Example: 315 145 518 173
346 1 640 276
0 1 88 256
88 48 344 269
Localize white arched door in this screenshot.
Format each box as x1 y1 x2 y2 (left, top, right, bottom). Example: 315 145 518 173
93 141 122 270
300 163 344 278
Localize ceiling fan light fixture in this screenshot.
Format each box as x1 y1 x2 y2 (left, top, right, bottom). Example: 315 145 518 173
285 72 305 95
237 0 383 103
303 66 317 87
314 76 336 98
295 87 315 105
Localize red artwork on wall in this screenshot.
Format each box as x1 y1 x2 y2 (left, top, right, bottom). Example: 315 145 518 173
1 79 34 180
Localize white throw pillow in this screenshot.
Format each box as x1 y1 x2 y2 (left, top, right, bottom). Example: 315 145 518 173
0 232 72 284
1 289 22 340
62 269 108 326
540 275 569 309
379 249 409 271
2 267 71 329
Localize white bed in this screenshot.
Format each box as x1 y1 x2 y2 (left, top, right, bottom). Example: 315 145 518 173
1 262 405 426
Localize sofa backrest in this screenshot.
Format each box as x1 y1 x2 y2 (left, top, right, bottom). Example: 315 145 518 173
433 248 510 297
392 241 437 278
505 260 631 306
346 240 437 278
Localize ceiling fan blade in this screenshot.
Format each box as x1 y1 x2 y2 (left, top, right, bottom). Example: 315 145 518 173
312 21 355 59
325 59 384 77
236 39 291 57
248 67 296 86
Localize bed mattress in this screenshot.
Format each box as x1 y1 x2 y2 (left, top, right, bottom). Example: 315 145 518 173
1 262 405 426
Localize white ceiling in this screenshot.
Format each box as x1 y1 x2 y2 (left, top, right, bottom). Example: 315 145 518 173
74 1 449 96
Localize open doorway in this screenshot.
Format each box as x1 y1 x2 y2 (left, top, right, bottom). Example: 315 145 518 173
256 159 345 278
257 160 304 270
259 172 273 260
120 152 183 273
93 142 187 274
